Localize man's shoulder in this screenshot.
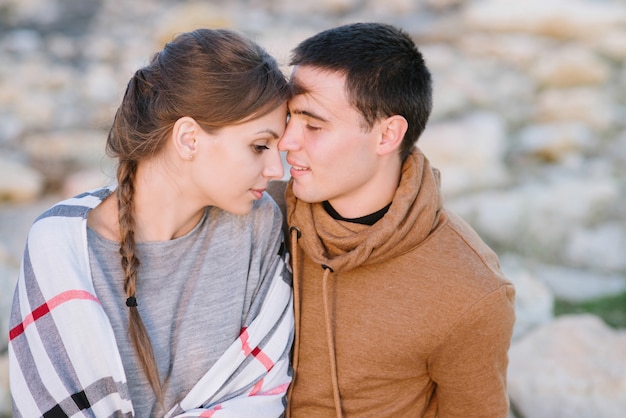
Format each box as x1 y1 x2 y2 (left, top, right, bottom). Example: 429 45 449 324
433 209 512 289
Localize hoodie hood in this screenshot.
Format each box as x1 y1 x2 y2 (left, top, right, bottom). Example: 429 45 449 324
286 147 443 273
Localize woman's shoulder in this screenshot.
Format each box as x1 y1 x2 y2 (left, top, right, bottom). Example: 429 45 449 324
32 186 114 226
24 187 114 259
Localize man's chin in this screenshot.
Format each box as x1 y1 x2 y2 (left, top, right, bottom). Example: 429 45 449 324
292 183 323 204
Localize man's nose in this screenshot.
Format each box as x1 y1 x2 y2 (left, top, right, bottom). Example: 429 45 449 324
278 122 300 152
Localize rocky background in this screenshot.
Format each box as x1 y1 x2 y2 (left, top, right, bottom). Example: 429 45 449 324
1 0 626 416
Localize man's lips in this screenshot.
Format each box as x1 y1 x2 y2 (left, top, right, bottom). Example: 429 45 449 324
287 159 310 176
289 165 310 178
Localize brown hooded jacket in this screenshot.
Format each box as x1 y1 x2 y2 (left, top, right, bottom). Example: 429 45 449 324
272 148 515 417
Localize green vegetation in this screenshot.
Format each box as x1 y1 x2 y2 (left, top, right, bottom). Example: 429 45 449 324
554 290 626 329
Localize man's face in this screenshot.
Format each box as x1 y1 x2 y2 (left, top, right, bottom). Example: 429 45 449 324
279 66 385 217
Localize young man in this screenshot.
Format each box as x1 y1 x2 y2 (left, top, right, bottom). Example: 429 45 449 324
275 23 516 417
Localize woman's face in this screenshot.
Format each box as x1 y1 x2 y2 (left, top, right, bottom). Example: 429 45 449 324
189 103 287 215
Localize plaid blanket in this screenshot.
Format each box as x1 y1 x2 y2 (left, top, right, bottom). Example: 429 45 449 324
9 187 294 417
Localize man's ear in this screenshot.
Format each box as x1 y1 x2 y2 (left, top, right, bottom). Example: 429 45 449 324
377 115 408 156
171 116 199 161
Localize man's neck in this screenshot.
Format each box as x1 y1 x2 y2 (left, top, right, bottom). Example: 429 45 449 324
326 156 402 219
323 200 391 225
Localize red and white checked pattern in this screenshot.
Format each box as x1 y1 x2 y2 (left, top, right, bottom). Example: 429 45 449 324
9 187 293 418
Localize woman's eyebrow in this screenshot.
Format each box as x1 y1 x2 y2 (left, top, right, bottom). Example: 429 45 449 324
254 128 281 139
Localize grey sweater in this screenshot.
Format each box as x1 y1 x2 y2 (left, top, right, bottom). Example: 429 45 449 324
88 194 285 417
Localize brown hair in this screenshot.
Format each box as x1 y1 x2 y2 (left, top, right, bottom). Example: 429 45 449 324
105 28 289 399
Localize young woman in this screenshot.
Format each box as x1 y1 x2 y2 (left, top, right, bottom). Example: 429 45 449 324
9 28 293 417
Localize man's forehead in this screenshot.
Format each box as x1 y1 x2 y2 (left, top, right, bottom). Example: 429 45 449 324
287 91 329 122
289 67 358 124
291 66 346 93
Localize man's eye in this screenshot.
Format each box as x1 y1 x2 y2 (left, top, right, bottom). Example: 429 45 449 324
306 125 321 131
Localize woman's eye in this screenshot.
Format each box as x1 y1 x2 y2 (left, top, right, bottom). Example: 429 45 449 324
306 125 321 131
253 144 270 153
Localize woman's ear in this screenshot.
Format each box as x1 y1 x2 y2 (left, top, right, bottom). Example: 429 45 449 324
172 116 199 160
377 115 408 156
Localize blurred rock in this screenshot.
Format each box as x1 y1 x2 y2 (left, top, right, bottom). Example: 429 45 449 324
535 87 615 130
269 0 360 15
20 129 111 191
565 222 626 272
0 156 44 203
153 2 237 47
0 112 24 144
534 263 626 303
598 29 626 61
499 254 554 340
0 28 42 54
0 259 18 351
447 174 620 258
531 46 610 88
0 354 8 417
62 167 116 199
459 33 546 67
0 197 55 262
82 64 121 103
418 111 510 196
509 315 626 418
463 0 626 40
515 122 594 163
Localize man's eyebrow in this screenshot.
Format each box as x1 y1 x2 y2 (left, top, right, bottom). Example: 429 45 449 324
289 109 329 123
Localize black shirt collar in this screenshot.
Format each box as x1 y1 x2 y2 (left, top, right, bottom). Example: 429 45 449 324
323 201 391 226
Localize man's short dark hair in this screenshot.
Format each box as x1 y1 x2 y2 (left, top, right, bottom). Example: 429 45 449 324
290 22 433 161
